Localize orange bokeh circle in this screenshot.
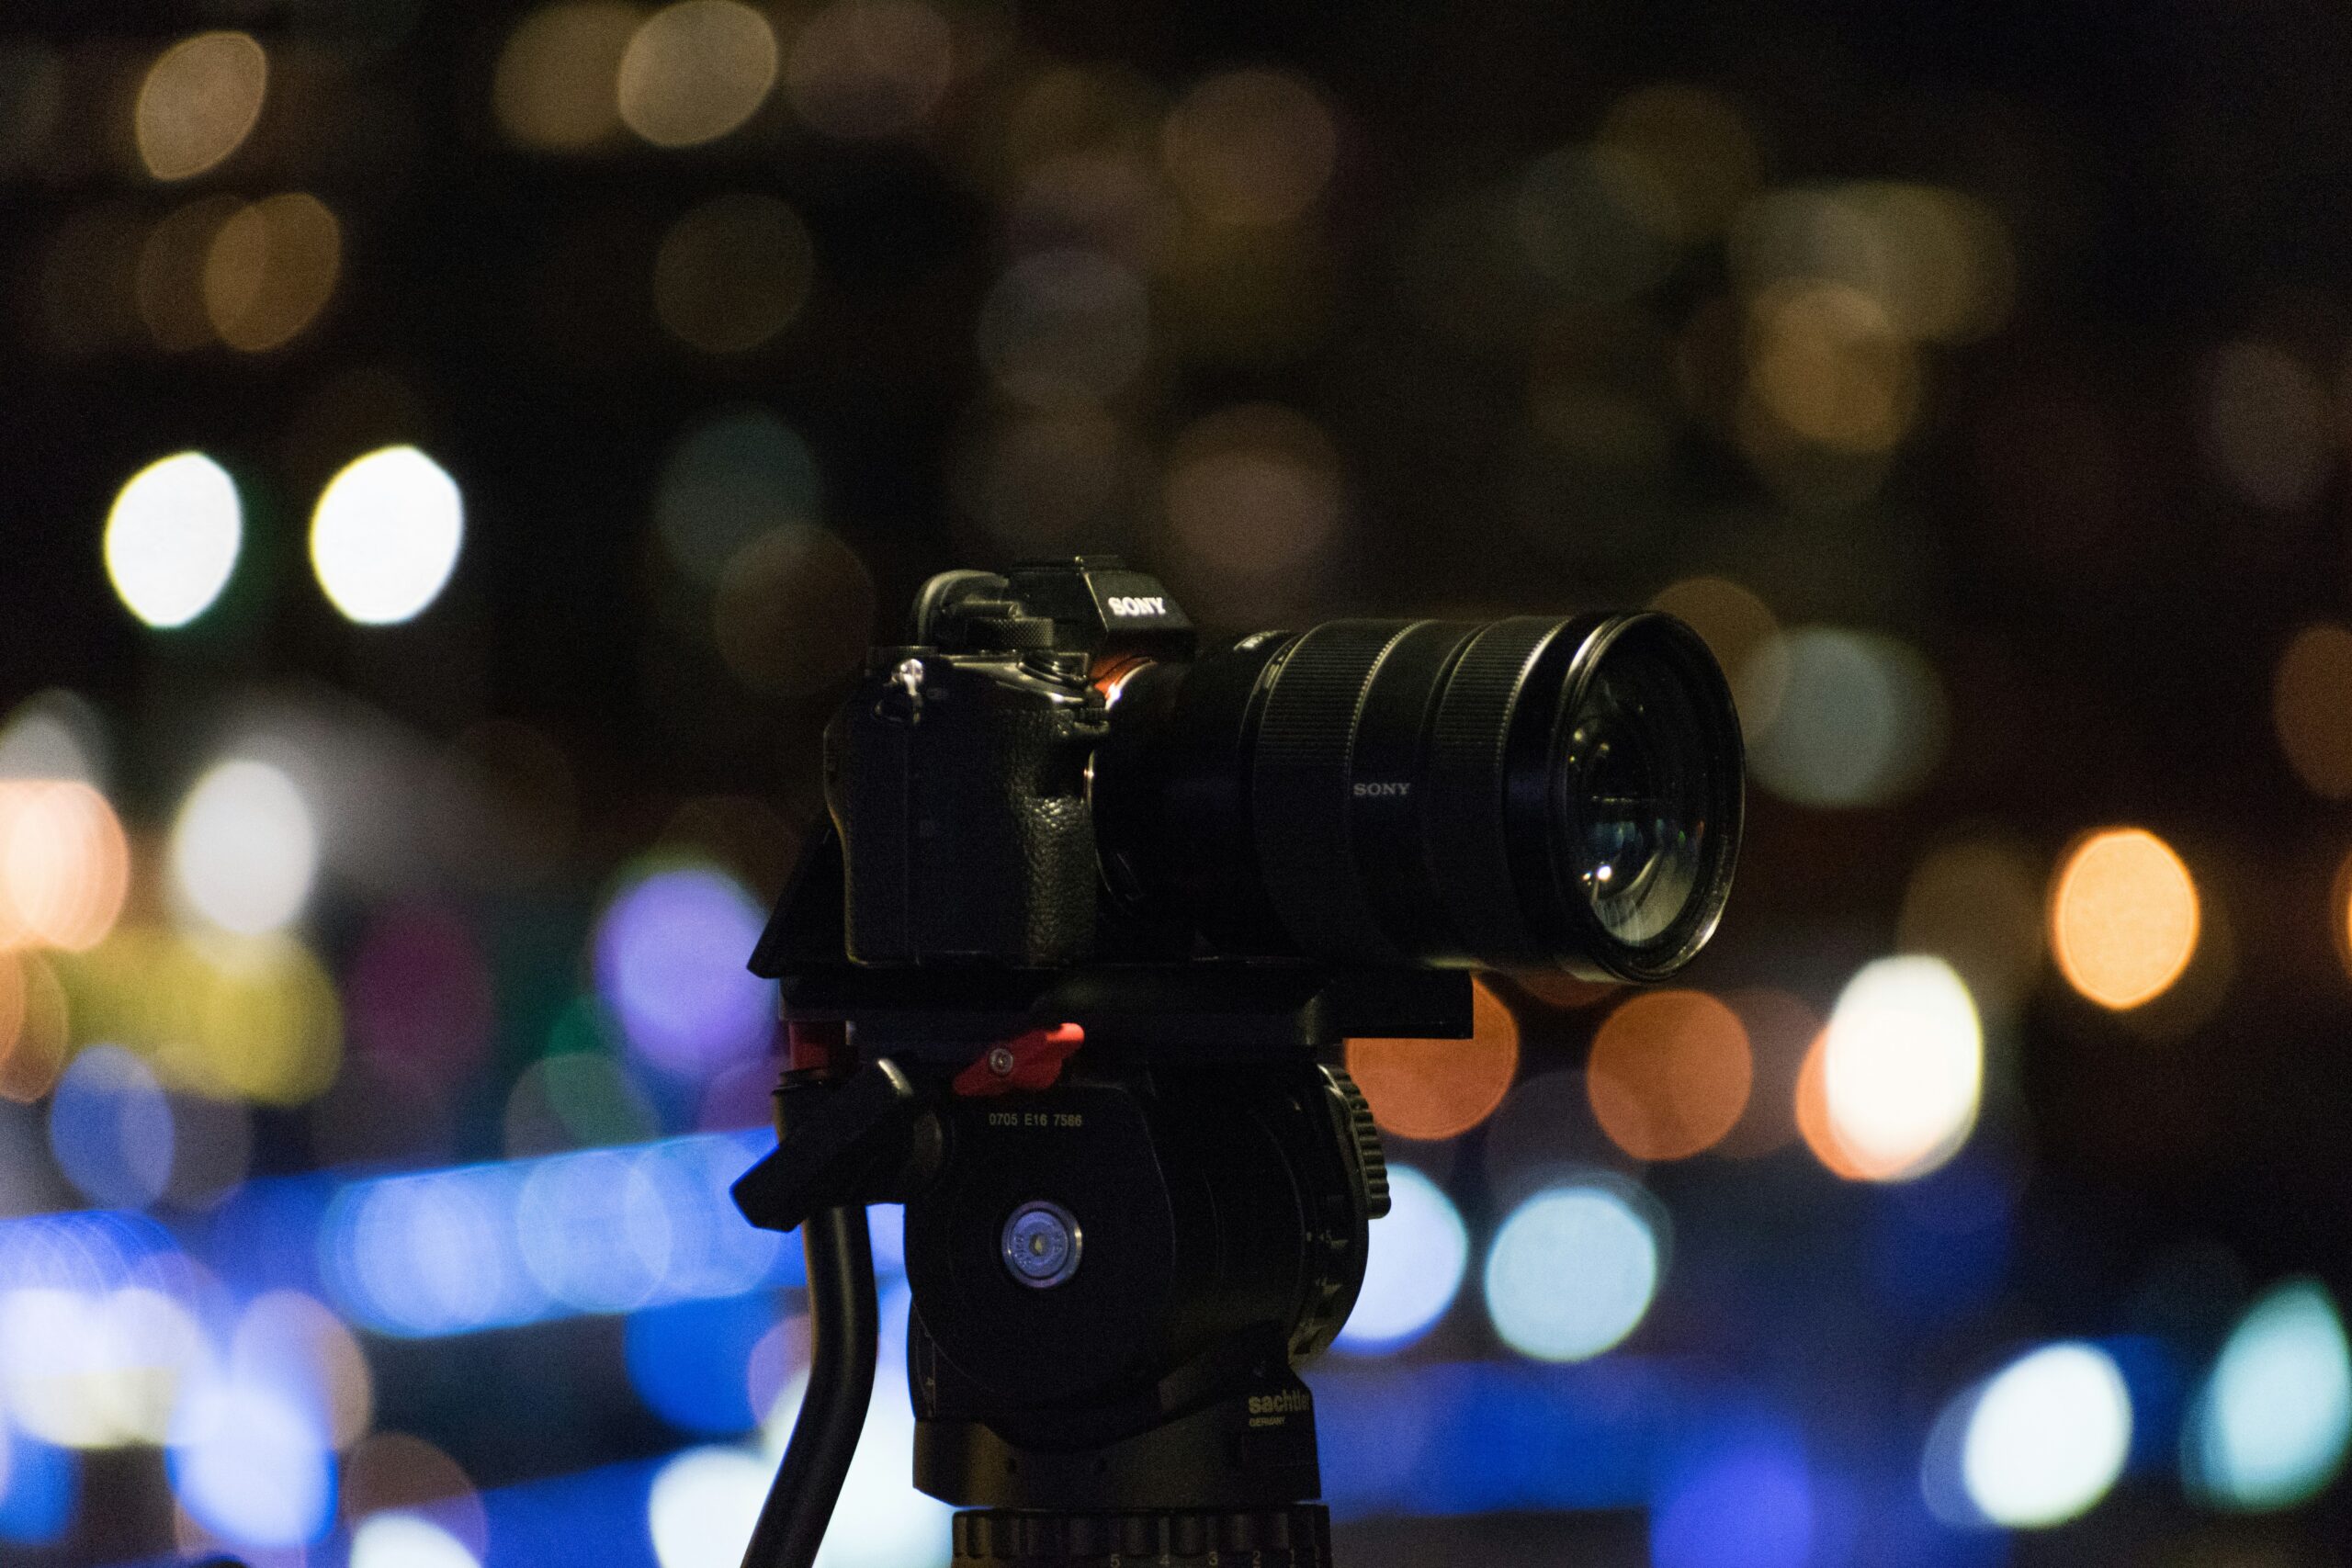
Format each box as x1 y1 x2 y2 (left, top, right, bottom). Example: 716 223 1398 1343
1346 977 1520 1141
1586 988 1753 1160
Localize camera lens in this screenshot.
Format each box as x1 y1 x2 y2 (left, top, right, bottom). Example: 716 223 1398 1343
1094 611 1741 981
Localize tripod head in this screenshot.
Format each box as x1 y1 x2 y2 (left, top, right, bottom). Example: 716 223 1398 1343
729 827 1464 1566
720 559 1743 1565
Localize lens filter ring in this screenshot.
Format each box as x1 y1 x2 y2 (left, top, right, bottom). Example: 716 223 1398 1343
1533 612 1743 982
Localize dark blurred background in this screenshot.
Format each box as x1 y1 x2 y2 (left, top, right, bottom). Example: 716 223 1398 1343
6 1 2352 1565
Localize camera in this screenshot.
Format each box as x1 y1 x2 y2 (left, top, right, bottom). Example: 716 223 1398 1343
733 558 1746 1568
827 556 1743 982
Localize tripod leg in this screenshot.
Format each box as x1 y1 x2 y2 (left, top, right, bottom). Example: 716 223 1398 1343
741 1203 878 1568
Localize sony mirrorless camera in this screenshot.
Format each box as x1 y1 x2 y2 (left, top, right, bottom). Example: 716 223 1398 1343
822 557 1742 984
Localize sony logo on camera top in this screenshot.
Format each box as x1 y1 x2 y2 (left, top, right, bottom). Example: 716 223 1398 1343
1351 781 1411 797
1104 595 1169 616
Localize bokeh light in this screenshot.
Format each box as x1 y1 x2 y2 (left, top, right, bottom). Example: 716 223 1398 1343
1346 977 1519 1143
654 195 815 355
0 691 105 786
104 451 243 627
1160 69 1337 227
1598 85 1760 243
956 408 1136 557
649 1444 769 1568
350 1512 481 1568
1647 577 1778 725
188 932 345 1104
2203 340 2333 513
710 524 876 696
1715 987 1819 1159
1161 404 1346 602
1730 183 2014 345
0 950 70 1102
1483 1180 1662 1362
595 863 775 1078
1820 956 1982 1183
1483 1068 1646 1207
0 781 130 952
0 1280 209 1450
204 192 343 353
616 0 778 148
311 446 465 625
1747 281 1918 454
47 1043 175 1209
494 2 641 152
170 759 318 935
232 1291 376 1450
504 1033 661 1155
2271 623 2352 799
327 1164 541 1337
2185 1279 2352 1511
167 1373 336 1548
977 249 1150 408
516 1146 684 1313
752 1283 951 1568
1586 989 1752 1161
1934 1342 2132 1529
1896 835 2043 1026
136 33 268 182
783 0 956 141
2050 828 2200 1010
1336 1164 1467 1354
339 1433 485 1561
657 410 822 587
1651 1415 1814 1568
1792 1028 1863 1181
65 924 345 1102
627 1292 776 1433
139 196 243 351
322 1131 786 1336
1742 626 1946 808
1513 144 1679 305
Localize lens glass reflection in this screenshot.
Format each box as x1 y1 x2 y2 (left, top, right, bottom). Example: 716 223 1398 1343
1559 627 1711 946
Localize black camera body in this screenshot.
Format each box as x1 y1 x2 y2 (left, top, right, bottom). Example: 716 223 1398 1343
827 560 1193 967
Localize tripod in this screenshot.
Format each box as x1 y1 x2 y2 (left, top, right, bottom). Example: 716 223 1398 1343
728 831 1469 1568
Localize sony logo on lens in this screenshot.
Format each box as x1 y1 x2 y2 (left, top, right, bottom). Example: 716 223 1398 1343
1351 782 1411 798
1106 595 1168 616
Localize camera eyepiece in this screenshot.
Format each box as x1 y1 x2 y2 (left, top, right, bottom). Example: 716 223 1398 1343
1094 610 1743 982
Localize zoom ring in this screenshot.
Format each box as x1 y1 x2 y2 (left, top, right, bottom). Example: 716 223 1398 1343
1420 617 1561 969
1250 622 1417 964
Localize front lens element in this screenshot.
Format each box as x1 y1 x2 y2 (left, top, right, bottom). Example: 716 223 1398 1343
1558 622 1717 949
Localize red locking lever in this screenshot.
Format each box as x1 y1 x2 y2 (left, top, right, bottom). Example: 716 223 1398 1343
952 1022 1086 1097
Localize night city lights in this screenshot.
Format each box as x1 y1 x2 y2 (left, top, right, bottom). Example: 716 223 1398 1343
6 5 2352 1568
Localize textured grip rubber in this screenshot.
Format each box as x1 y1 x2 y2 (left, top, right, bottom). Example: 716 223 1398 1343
1250 622 1416 964
1419 617 1561 969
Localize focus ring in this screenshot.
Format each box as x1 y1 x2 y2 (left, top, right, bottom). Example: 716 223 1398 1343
1250 621 1414 964
1420 616 1560 968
